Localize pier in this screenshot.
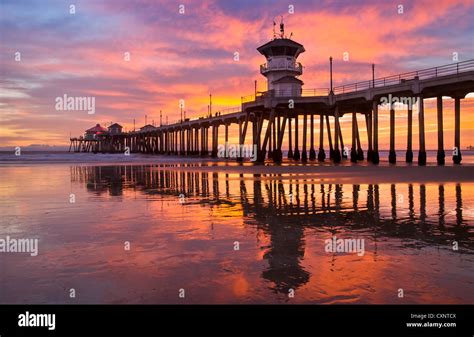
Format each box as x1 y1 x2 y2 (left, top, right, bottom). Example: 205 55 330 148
70 25 474 166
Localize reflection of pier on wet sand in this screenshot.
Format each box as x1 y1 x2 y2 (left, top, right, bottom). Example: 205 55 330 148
72 166 472 246
70 165 473 297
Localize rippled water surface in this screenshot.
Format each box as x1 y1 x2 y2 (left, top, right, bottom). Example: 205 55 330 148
1 164 473 304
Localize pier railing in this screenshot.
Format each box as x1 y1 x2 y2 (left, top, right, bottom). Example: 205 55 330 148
241 92 265 104
241 88 329 104
303 88 330 96
163 106 242 125
333 59 474 95
260 62 303 75
213 106 241 116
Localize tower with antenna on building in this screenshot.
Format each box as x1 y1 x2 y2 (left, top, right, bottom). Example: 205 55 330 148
257 18 305 96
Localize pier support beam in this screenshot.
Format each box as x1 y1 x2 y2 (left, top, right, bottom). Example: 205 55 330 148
195 128 199 155
436 96 445 165
173 131 176 155
268 119 273 159
237 119 243 161
168 131 173 156
273 115 286 163
212 125 218 157
333 108 341 163
256 114 263 160
356 117 364 160
168 132 172 154
214 125 218 157
309 113 316 160
169 131 172 154
159 133 162 154
389 107 396 164
169 131 173 154
406 105 413 163
366 112 373 162
351 111 358 163
317 114 326 161
161 131 167 154
326 115 334 160
194 129 197 155
257 109 276 163
339 121 346 159
189 128 193 155
293 116 300 161
302 113 308 162
199 128 202 156
172 131 175 154
186 129 189 155
182 130 185 155
175 130 179 155
189 129 192 155
183 129 186 155
287 117 293 159
191 128 194 155
188 129 192 155
224 124 229 158
200 127 205 156
159 133 163 154
372 101 380 164
418 96 427 165
272 113 277 159
175 130 178 154
273 113 283 163
185 128 191 156
185 129 189 155
205 127 209 156
453 97 462 164
252 118 258 157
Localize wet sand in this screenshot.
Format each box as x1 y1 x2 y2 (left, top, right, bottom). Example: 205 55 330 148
1 164 473 304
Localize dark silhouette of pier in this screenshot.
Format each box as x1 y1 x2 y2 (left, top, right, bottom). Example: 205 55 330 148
70 30 474 166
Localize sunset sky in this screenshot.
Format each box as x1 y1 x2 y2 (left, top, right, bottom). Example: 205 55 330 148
1 0 473 149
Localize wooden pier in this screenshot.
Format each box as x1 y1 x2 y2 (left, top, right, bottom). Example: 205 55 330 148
70 58 474 165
